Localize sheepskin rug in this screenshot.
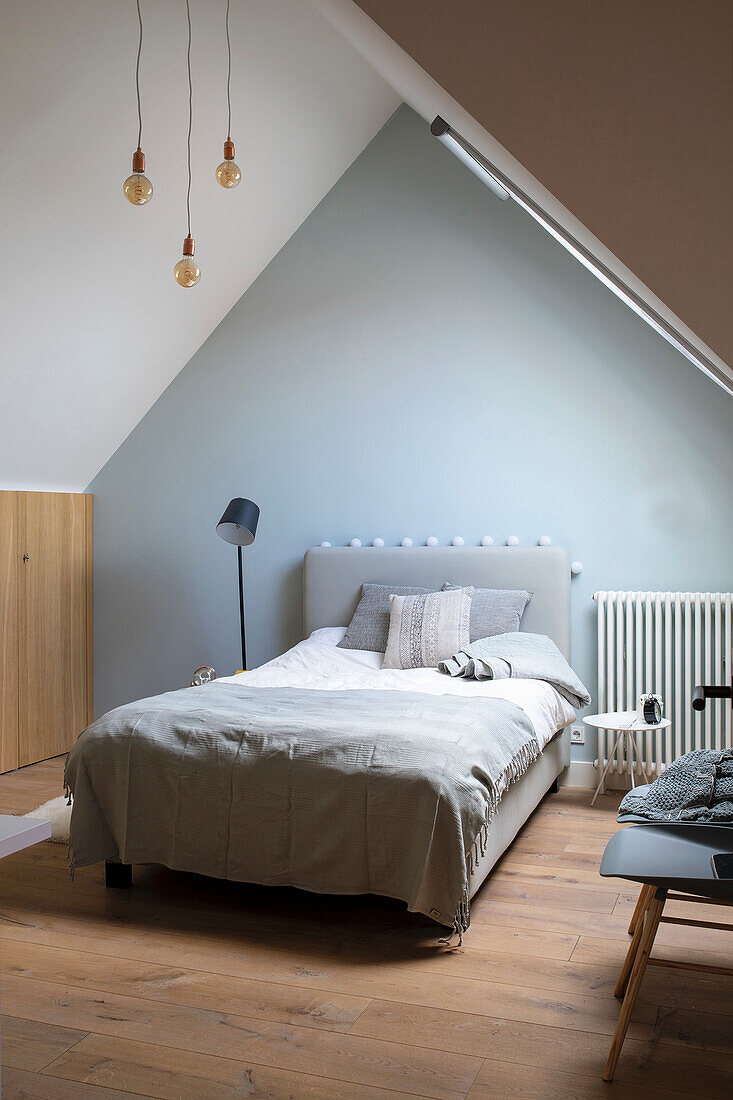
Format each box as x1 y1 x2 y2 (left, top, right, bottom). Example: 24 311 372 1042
24 795 71 844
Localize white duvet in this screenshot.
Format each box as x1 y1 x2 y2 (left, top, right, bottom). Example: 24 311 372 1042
219 627 576 750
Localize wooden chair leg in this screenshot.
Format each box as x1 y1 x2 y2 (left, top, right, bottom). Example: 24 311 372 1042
604 888 666 1082
628 882 653 936
616 884 654 997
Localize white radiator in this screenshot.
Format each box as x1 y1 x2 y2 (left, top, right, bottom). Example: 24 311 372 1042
594 591 733 780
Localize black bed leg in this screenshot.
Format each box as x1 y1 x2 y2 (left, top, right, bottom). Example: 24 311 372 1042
105 861 132 888
549 777 560 795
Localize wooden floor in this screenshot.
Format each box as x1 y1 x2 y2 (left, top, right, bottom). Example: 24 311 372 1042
0 759 731 1099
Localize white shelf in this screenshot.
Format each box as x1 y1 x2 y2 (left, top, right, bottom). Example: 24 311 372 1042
0 814 51 859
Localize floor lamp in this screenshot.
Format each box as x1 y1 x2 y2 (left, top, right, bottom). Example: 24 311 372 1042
216 497 260 670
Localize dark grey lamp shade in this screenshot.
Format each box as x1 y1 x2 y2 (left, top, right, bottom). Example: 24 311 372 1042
216 498 260 546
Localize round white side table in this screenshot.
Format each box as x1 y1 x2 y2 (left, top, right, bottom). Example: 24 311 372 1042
584 711 671 807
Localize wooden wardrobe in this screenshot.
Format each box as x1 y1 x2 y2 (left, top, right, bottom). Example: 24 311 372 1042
0 491 93 773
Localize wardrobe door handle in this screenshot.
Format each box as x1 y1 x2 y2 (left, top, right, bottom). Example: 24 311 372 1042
22 554 29 563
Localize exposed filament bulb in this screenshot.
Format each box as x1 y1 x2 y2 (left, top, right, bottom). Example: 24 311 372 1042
216 138 241 188
123 147 153 205
174 235 201 287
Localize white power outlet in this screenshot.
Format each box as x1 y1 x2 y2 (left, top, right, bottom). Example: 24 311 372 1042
570 726 585 745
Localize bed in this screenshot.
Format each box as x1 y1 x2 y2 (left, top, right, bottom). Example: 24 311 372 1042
301 546 574 911
66 545 577 939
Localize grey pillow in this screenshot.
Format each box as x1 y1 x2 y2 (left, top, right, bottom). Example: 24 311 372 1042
337 583 436 652
442 582 532 641
383 587 474 669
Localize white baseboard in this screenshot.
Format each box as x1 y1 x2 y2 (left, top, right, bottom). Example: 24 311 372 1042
560 761 597 788
560 761 637 791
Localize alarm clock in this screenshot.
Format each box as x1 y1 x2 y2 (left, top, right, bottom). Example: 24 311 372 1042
637 693 663 724
190 666 216 687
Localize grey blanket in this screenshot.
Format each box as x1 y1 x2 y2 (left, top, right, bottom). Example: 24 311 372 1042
64 685 539 937
619 748 733 822
438 632 591 710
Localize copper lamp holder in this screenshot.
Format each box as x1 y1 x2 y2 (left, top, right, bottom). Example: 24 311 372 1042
223 139 235 161
132 147 146 173
183 235 196 257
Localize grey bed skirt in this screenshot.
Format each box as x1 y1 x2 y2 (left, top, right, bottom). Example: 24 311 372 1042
469 726 570 898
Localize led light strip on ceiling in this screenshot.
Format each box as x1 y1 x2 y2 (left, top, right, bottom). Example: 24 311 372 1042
431 117 732 396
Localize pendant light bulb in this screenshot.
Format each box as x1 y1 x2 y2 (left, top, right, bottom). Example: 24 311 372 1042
125 3 150 205
123 147 153 205
216 139 241 188
174 235 201 287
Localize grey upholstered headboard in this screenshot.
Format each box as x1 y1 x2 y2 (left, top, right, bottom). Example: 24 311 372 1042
303 546 571 658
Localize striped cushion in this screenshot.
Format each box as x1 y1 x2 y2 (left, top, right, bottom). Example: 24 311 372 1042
383 587 473 669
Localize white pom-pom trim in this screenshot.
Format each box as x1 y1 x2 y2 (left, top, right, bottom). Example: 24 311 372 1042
452 536 464 546
538 535 552 547
481 536 493 547
372 537 384 547
401 537 413 547
320 541 331 548
426 536 438 547
349 538 362 548
506 535 519 546
571 560 583 575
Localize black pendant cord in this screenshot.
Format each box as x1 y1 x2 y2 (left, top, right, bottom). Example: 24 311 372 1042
237 545 247 671
225 0 232 142
135 0 143 147
185 0 193 237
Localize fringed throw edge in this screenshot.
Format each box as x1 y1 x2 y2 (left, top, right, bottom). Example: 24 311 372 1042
62 758 77 880
438 737 541 948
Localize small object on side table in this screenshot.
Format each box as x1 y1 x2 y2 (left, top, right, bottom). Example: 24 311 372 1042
190 665 216 687
584 710 671 806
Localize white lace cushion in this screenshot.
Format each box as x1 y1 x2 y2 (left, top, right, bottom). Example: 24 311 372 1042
383 587 474 670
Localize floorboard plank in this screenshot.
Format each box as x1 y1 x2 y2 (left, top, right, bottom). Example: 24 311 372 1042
2 1065 134 1099
1 1015 87 1073
572 932 730 1007
492 859 625 890
473 875 618 913
470 896 733 953
43 1034 403 1099
1 975 482 1100
350 999 733 1098
0 936 657 1042
383 937 733 1015
466 1056 700 1100
2 939 371 1033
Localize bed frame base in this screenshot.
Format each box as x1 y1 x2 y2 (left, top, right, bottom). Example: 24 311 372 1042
105 861 132 889
468 727 569 900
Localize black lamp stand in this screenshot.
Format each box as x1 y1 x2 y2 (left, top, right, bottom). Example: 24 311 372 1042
237 544 247 671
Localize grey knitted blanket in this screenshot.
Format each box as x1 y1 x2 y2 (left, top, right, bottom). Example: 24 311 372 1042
438 632 591 710
65 685 539 939
619 748 733 822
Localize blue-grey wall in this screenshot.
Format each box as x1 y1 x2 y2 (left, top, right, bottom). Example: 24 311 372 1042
89 106 733 763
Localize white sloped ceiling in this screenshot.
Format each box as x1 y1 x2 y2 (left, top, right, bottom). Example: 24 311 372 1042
0 0 398 490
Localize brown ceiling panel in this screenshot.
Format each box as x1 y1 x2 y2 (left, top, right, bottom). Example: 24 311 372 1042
354 0 733 368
